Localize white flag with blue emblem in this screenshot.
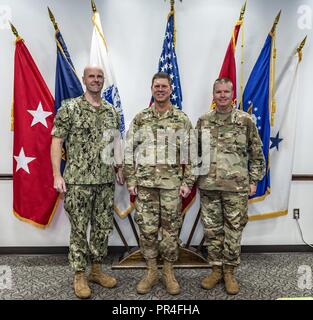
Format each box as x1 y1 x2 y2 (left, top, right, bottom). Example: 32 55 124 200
90 9 125 135
90 9 132 220
248 46 302 220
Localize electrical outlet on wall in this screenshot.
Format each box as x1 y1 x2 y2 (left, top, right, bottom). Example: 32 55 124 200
293 208 300 219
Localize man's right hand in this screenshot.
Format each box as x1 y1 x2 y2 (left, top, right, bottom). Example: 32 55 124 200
128 186 137 196
54 175 67 193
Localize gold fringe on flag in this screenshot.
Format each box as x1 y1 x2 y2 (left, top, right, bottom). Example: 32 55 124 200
269 10 281 127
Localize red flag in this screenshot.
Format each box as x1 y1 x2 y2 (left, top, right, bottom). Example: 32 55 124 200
182 184 197 214
218 20 242 103
13 38 59 227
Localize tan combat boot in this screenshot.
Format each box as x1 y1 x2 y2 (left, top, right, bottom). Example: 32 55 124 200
201 265 223 289
223 265 239 295
89 263 117 288
74 271 91 299
162 260 180 295
136 258 159 294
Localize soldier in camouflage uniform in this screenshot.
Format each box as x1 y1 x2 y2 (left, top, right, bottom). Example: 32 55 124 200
124 72 195 295
51 65 124 299
196 78 265 295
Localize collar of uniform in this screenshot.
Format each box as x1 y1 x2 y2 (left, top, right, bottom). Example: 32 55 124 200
150 103 174 119
211 107 235 124
81 94 108 113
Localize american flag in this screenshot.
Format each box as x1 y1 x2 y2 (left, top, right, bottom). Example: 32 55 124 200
155 8 196 215
157 10 182 109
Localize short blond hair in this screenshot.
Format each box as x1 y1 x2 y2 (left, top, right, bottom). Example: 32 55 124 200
213 77 233 92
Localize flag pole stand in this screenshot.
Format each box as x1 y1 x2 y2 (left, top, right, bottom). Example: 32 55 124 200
112 246 208 269
112 207 209 269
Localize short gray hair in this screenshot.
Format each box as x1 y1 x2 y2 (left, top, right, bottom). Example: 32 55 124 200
213 77 233 92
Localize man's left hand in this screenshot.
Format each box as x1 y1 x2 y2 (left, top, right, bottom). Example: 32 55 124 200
249 184 257 196
116 168 125 185
180 185 191 198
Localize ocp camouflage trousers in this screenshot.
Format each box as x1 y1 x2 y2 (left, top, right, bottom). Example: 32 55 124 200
64 184 114 272
135 186 182 262
200 190 249 267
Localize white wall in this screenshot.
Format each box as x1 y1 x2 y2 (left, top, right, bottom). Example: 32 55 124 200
0 0 312 247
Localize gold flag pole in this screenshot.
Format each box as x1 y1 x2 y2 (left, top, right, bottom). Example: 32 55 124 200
47 6 78 76
47 7 59 31
297 35 307 62
91 0 97 13
9 21 22 131
270 10 281 126
239 1 246 109
239 1 246 21
90 0 108 49
170 0 175 11
9 22 21 40
169 0 176 46
270 10 281 35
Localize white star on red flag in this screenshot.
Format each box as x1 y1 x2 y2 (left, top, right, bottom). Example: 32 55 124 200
14 147 36 174
27 102 53 128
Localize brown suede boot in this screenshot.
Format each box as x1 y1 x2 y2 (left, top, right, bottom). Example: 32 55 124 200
89 263 117 288
162 260 180 295
223 265 239 295
74 272 91 299
136 258 159 294
201 265 223 289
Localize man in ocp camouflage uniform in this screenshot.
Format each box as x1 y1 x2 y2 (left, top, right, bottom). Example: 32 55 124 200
196 77 265 295
51 65 124 299
124 72 196 295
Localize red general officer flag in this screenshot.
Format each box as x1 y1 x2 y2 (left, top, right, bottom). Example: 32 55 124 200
218 19 242 103
13 37 59 227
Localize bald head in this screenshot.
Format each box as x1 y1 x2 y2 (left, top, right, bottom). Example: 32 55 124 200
83 65 104 78
82 65 105 95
